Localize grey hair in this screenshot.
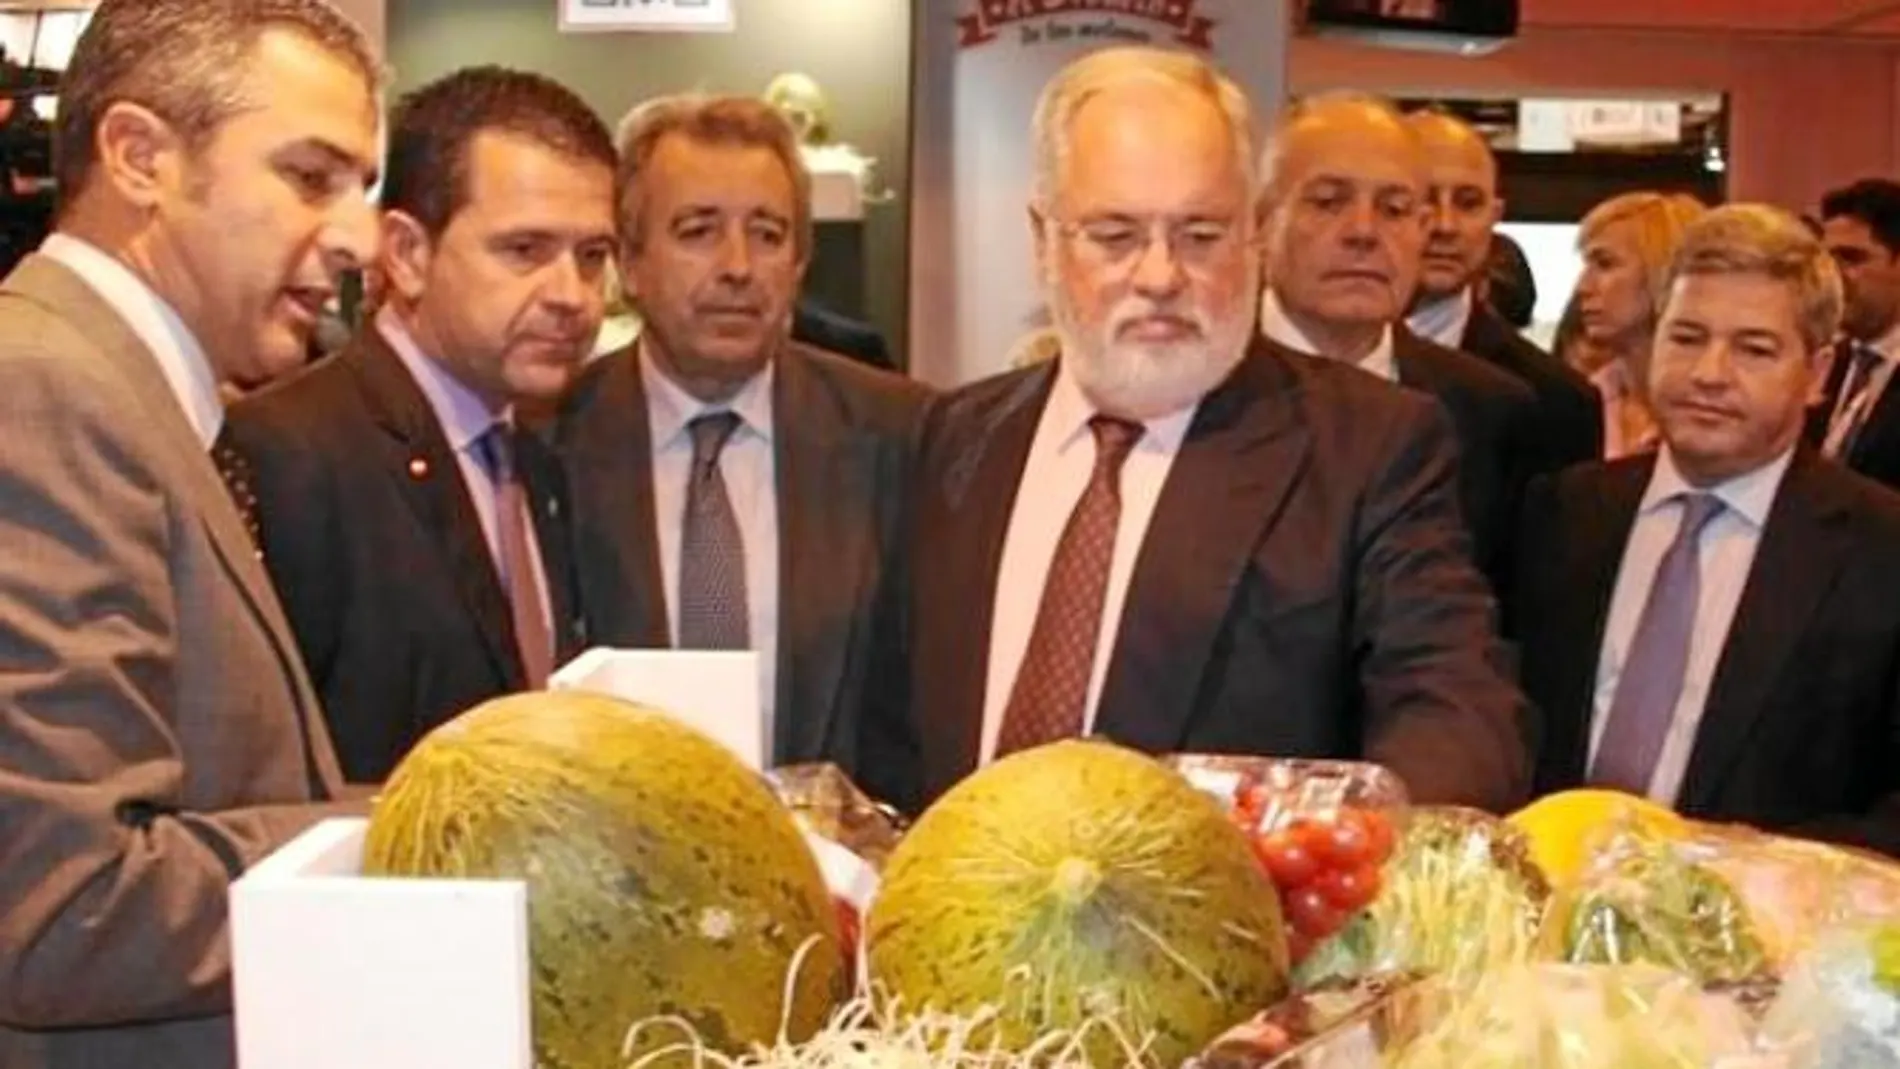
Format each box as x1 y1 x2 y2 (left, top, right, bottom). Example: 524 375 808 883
1666 203 1844 352
1028 46 1259 210
1259 90 1417 198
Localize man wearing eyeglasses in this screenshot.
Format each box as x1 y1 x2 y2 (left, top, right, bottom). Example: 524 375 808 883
1258 93 1536 597
870 47 1530 818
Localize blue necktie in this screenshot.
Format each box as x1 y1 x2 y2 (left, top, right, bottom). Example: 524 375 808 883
678 412 749 650
1590 492 1726 793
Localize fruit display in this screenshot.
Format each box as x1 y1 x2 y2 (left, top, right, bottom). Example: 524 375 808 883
360 691 848 1068
865 739 1291 1067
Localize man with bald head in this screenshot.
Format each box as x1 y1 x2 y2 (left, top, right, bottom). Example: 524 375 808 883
881 48 1530 816
1258 91 1536 591
1405 109 1602 476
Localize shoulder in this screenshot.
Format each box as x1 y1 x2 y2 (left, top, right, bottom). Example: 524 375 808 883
783 341 932 435
224 350 366 456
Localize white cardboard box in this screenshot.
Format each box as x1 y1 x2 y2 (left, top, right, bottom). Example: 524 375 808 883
550 647 765 770
230 817 532 1069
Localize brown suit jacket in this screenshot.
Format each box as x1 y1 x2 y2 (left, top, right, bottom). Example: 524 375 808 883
884 337 1531 815
0 254 357 1069
556 340 929 781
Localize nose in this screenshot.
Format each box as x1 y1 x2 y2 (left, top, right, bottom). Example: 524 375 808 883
540 249 591 315
1129 224 1186 300
1689 339 1736 385
1424 192 1454 236
1340 197 1379 250
320 190 379 276
715 224 755 284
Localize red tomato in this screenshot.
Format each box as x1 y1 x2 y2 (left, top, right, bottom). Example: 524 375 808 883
834 899 860 950
1256 831 1321 888
1284 886 1346 939
1286 929 1314 964
1314 863 1383 912
1358 809 1397 866
1310 812 1373 869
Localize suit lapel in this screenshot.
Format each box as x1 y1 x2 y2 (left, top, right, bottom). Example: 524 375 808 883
3 254 339 793
924 366 1054 788
518 428 585 660
1091 342 1310 752
1677 453 1852 810
560 345 670 648
1537 460 1651 788
344 332 523 689
772 349 874 765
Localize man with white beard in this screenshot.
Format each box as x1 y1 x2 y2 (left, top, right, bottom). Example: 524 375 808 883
870 46 1531 817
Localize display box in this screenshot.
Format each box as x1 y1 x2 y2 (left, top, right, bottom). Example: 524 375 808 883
229 817 532 1069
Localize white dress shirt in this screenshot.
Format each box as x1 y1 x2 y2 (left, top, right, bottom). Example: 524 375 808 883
1260 287 1398 382
379 308 553 639
1589 445 1794 805
40 233 222 447
979 360 1198 764
640 346 781 744
1405 287 1475 351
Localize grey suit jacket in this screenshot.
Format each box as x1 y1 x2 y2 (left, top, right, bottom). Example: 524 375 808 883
0 254 358 1069
555 340 929 780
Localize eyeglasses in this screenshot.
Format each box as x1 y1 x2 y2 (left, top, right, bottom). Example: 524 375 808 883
1047 214 1245 271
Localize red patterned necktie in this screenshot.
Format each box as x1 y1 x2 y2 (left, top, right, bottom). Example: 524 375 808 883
994 415 1145 757
477 422 553 689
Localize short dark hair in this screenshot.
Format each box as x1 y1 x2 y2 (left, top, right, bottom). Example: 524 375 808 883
381 66 616 237
614 94 813 259
55 0 380 210
1820 177 1900 254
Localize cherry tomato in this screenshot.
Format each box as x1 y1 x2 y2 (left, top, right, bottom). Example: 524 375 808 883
1310 813 1373 869
1283 886 1346 939
1256 831 1321 888
1357 809 1397 866
1286 929 1314 964
834 899 860 948
1314 863 1383 912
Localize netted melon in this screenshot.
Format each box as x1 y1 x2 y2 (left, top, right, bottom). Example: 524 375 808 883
864 739 1289 1066
361 691 846 1069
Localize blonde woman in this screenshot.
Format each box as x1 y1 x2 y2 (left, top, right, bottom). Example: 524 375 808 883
1570 191 1707 457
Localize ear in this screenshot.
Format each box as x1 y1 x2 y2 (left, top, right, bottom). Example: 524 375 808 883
1028 203 1052 281
1487 196 1506 227
95 101 185 210
379 210 434 303
616 237 642 303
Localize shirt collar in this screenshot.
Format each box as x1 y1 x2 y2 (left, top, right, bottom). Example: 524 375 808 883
638 340 776 450
1259 287 1396 382
1405 288 1474 350
1866 321 1900 363
1641 443 1794 530
376 305 508 452
40 233 223 447
1045 352 1198 455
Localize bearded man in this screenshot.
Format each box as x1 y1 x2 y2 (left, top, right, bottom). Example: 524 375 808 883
875 46 1530 815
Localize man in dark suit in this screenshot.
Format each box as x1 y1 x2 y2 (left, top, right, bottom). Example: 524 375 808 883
1512 204 1900 855
793 299 895 371
1405 109 1601 474
224 68 617 781
561 94 927 785
0 3 380 1067
882 48 1527 816
1807 178 1900 491
1257 92 1536 591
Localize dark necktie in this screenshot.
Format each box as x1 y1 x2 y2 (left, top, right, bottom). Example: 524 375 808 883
1590 492 1726 794
210 430 262 555
994 415 1144 758
678 411 749 650
475 423 553 689
1829 342 1885 458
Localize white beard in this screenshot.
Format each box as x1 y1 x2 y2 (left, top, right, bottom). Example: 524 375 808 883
1048 269 1257 421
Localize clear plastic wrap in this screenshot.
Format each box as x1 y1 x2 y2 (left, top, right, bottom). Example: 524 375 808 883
1757 925 1900 1069
1168 756 1410 964
765 762 906 870
1295 807 1551 993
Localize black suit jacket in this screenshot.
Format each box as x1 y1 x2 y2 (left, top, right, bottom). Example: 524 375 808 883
1805 338 1900 493
1392 326 1538 593
1510 452 1900 856
223 330 583 782
556 340 929 781
792 301 894 372
1458 300 1603 475
887 337 1531 815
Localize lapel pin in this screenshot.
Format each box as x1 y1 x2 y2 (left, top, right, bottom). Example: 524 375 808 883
408 457 430 479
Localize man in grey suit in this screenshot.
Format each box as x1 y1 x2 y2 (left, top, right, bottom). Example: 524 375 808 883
0 2 382 1067
558 94 927 787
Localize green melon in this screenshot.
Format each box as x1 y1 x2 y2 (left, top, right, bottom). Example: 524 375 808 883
361 691 846 1069
865 739 1288 1065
